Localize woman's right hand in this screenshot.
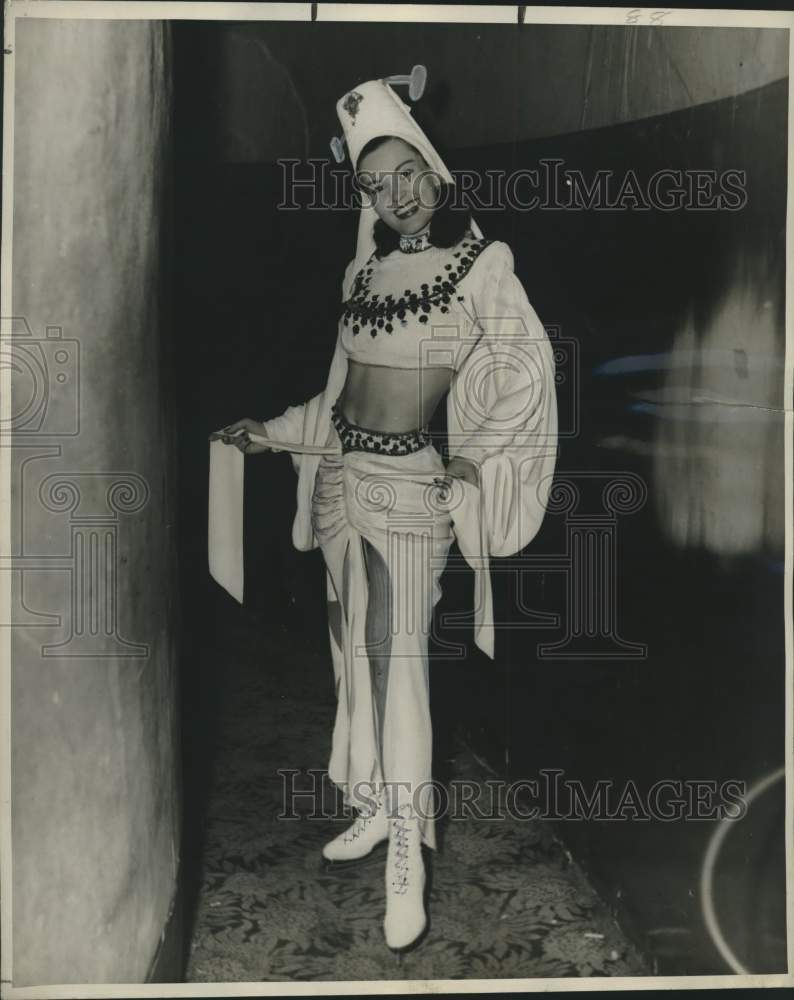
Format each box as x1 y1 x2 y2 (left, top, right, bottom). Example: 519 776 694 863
209 418 273 454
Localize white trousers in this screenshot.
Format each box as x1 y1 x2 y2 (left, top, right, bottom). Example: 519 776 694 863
311 423 454 850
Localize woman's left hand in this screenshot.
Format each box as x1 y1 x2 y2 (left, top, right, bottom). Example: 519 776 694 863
434 457 479 493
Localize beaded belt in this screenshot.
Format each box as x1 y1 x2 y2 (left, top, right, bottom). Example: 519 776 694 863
331 400 431 456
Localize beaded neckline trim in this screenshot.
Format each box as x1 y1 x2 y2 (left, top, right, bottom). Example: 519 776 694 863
341 235 491 339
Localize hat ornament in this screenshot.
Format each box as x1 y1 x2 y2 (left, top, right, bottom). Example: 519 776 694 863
330 65 428 165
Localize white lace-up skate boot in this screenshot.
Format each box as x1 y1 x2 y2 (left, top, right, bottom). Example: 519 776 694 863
383 802 427 952
322 791 388 862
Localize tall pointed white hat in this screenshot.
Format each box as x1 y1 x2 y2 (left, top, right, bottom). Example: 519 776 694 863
333 71 483 276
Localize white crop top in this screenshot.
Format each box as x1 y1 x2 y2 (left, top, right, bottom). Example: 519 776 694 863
339 234 510 372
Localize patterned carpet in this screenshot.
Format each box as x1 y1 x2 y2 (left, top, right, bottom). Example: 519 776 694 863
185 606 650 982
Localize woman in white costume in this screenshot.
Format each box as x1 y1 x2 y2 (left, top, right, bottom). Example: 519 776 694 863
212 75 558 953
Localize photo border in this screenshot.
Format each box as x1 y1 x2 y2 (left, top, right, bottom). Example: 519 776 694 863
1 2 792 996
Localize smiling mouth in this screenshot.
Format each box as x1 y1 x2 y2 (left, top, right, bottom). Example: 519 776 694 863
394 202 419 219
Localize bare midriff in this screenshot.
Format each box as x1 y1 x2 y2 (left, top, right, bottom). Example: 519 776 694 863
338 360 455 432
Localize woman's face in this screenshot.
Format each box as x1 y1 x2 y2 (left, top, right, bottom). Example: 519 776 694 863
356 137 440 235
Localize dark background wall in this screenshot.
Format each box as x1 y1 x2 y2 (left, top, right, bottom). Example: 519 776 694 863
172 21 788 976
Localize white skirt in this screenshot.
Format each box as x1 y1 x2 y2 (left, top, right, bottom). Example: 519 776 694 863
311 420 455 850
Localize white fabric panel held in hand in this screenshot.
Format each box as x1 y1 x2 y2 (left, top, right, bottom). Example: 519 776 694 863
208 437 245 603
208 429 342 603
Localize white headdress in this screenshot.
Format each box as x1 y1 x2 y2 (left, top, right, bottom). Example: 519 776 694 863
332 68 484 277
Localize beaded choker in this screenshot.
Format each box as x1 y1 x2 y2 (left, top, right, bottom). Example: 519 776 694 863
399 231 431 254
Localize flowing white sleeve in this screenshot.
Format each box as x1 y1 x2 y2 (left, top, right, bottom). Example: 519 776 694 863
259 397 324 477
448 241 558 558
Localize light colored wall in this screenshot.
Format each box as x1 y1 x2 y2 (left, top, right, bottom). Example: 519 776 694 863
10 18 180 985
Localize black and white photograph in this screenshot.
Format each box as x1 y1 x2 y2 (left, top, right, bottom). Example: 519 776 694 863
1 2 792 994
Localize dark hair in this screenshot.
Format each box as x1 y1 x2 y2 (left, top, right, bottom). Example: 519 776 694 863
355 135 474 258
